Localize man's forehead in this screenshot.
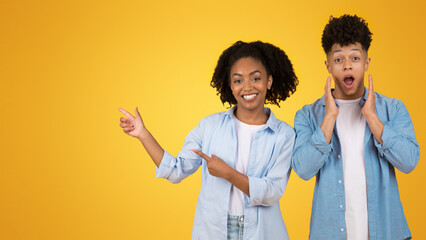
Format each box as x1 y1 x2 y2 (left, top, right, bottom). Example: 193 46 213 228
331 43 363 54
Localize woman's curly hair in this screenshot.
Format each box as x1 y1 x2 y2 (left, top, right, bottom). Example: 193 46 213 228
211 41 298 107
322 14 373 54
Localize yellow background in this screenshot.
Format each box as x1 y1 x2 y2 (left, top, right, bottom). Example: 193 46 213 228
1 0 425 239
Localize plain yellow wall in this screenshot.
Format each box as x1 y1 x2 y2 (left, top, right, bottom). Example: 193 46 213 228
1 0 425 239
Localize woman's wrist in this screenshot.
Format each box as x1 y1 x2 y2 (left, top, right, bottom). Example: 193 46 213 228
137 128 150 141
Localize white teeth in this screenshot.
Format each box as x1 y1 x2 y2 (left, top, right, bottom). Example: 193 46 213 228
243 94 257 100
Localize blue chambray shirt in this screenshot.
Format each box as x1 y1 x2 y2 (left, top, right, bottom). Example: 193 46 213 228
156 106 295 240
292 87 420 240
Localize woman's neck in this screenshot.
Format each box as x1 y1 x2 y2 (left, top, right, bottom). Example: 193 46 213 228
234 106 268 125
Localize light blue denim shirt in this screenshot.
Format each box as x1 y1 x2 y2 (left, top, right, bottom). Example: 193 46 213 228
292 88 420 240
156 106 295 240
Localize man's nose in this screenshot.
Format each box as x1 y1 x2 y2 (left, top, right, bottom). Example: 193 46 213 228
344 60 352 70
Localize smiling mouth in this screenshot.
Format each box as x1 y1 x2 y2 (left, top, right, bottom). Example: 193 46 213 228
242 93 258 100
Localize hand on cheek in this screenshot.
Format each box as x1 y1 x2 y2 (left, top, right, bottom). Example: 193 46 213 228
361 74 376 118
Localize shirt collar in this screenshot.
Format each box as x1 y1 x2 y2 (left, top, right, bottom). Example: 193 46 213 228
225 106 280 132
320 86 368 106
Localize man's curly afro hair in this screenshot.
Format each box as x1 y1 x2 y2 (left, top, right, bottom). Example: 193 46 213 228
211 41 298 107
322 14 373 54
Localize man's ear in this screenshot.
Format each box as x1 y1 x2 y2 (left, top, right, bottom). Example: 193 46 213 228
365 57 371 71
267 75 273 90
325 60 331 73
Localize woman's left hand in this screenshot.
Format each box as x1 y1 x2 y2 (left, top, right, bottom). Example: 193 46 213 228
192 149 231 179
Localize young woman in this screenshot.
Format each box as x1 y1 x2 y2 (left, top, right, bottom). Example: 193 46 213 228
119 41 298 239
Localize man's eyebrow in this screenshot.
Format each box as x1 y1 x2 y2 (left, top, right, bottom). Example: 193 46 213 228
332 49 342 54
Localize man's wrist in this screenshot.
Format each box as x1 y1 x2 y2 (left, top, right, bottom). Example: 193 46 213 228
363 111 378 121
324 112 338 122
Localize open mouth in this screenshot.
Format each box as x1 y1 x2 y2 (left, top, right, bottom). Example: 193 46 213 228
343 75 354 89
242 93 258 101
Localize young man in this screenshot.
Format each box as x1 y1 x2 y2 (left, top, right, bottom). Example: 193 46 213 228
291 15 420 240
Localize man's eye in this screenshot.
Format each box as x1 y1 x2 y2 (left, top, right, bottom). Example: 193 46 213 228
334 58 341 63
353 57 360 61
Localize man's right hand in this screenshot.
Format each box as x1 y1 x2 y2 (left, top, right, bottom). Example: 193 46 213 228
320 76 339 144
324 76 339 118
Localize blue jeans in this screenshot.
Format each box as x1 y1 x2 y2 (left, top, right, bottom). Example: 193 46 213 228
227 215 244 240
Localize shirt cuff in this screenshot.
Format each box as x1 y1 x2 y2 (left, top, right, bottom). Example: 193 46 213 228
310 128 333 154
155 150 175 179
247 176 265 207
374 122 394 157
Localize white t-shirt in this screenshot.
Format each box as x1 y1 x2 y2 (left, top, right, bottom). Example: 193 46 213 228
335 98 368 240
228 115 265 216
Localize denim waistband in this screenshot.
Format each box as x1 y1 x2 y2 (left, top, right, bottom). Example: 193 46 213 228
227 215 244 223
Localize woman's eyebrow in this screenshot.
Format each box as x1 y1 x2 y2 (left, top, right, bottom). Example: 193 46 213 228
231 70 261 77
249 70 261 75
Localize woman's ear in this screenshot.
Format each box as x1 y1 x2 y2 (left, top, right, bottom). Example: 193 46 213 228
267 75 273 90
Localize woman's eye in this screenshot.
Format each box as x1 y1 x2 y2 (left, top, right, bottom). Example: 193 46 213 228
233 79 241 84
253 77 261 81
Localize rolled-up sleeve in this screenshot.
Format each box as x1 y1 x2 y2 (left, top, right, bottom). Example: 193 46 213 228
374 100 420 173
248 129 294 207
155 119 204 183
291 108 332 180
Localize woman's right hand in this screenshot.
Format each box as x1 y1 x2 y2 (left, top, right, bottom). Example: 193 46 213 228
119 107 146 139
119 107 164 167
